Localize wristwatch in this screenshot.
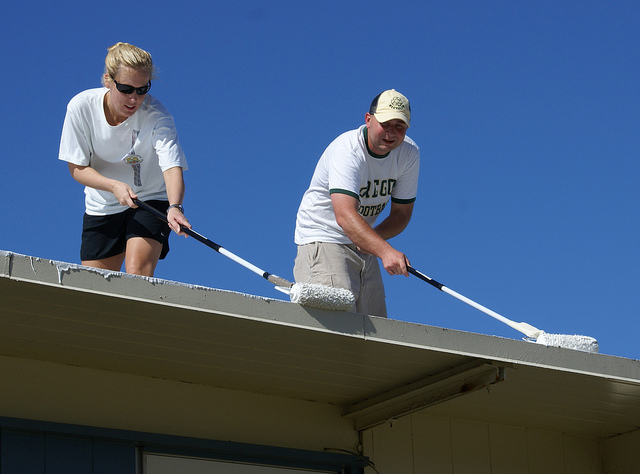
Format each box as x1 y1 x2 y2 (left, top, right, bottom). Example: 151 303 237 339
167 204 184 214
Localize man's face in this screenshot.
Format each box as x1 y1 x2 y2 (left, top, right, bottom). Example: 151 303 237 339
365 113 408 155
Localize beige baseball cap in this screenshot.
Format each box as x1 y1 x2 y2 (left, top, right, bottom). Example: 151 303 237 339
369 89 411 127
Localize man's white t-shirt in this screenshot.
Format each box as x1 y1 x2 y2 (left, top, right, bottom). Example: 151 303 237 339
295 125 420 245
59 88 188 215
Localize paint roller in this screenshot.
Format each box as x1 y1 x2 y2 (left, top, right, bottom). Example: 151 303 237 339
134 199 355 311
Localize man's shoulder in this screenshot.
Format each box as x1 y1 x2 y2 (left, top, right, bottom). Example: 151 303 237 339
326 126 365 154
394 135 420 162
402 134 419 150
332 126 363 142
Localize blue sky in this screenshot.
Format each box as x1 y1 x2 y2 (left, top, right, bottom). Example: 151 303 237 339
2 1 639 359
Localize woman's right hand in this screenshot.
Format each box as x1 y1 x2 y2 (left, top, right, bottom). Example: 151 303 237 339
68 164 138 207
110 181 138 208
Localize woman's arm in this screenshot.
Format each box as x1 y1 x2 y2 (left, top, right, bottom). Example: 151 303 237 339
162 166 191 235
68 163 137 206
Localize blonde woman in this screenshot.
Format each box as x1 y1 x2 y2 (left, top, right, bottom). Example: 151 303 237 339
59 42 191 277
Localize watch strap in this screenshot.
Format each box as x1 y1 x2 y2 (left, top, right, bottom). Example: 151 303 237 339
167 204 184 214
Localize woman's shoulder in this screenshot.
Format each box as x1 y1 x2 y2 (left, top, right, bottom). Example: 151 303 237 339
138 94 174 119
66 88 106 110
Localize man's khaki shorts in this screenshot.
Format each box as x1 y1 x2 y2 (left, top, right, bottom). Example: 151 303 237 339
293 242 387 317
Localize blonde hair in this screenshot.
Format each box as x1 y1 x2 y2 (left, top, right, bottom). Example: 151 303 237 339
102 42 155 86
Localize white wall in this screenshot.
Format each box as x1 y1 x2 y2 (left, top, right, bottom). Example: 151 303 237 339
602 429 640 473
361 413 604 474
0 355 357 453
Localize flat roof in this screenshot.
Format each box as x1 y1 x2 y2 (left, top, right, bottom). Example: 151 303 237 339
2 250 640 438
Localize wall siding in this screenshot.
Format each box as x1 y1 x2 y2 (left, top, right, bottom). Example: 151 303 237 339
488 424 529 473
602 429 640 473
363 414 604 474
412 416 453 473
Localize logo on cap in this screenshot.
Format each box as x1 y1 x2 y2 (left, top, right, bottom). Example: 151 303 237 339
389 97 406 111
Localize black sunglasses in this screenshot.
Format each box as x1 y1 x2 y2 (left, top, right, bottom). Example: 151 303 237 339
111 77 152 95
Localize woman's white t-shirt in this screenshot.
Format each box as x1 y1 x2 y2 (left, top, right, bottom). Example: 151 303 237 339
59 88 188 216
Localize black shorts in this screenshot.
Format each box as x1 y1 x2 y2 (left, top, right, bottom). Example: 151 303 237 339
80 200 171 261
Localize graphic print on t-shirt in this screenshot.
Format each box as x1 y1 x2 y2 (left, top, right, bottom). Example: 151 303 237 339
358 178 397 217
123 129 143 186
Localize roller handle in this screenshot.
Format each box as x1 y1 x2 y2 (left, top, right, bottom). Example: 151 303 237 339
407 266 444 290
407 265 541 338
132 199 218 249
133 199 292 288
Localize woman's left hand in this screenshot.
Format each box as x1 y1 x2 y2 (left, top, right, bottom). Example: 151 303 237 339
167 207 191 236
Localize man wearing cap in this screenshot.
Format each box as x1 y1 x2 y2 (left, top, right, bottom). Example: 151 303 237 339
294 89 420 317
